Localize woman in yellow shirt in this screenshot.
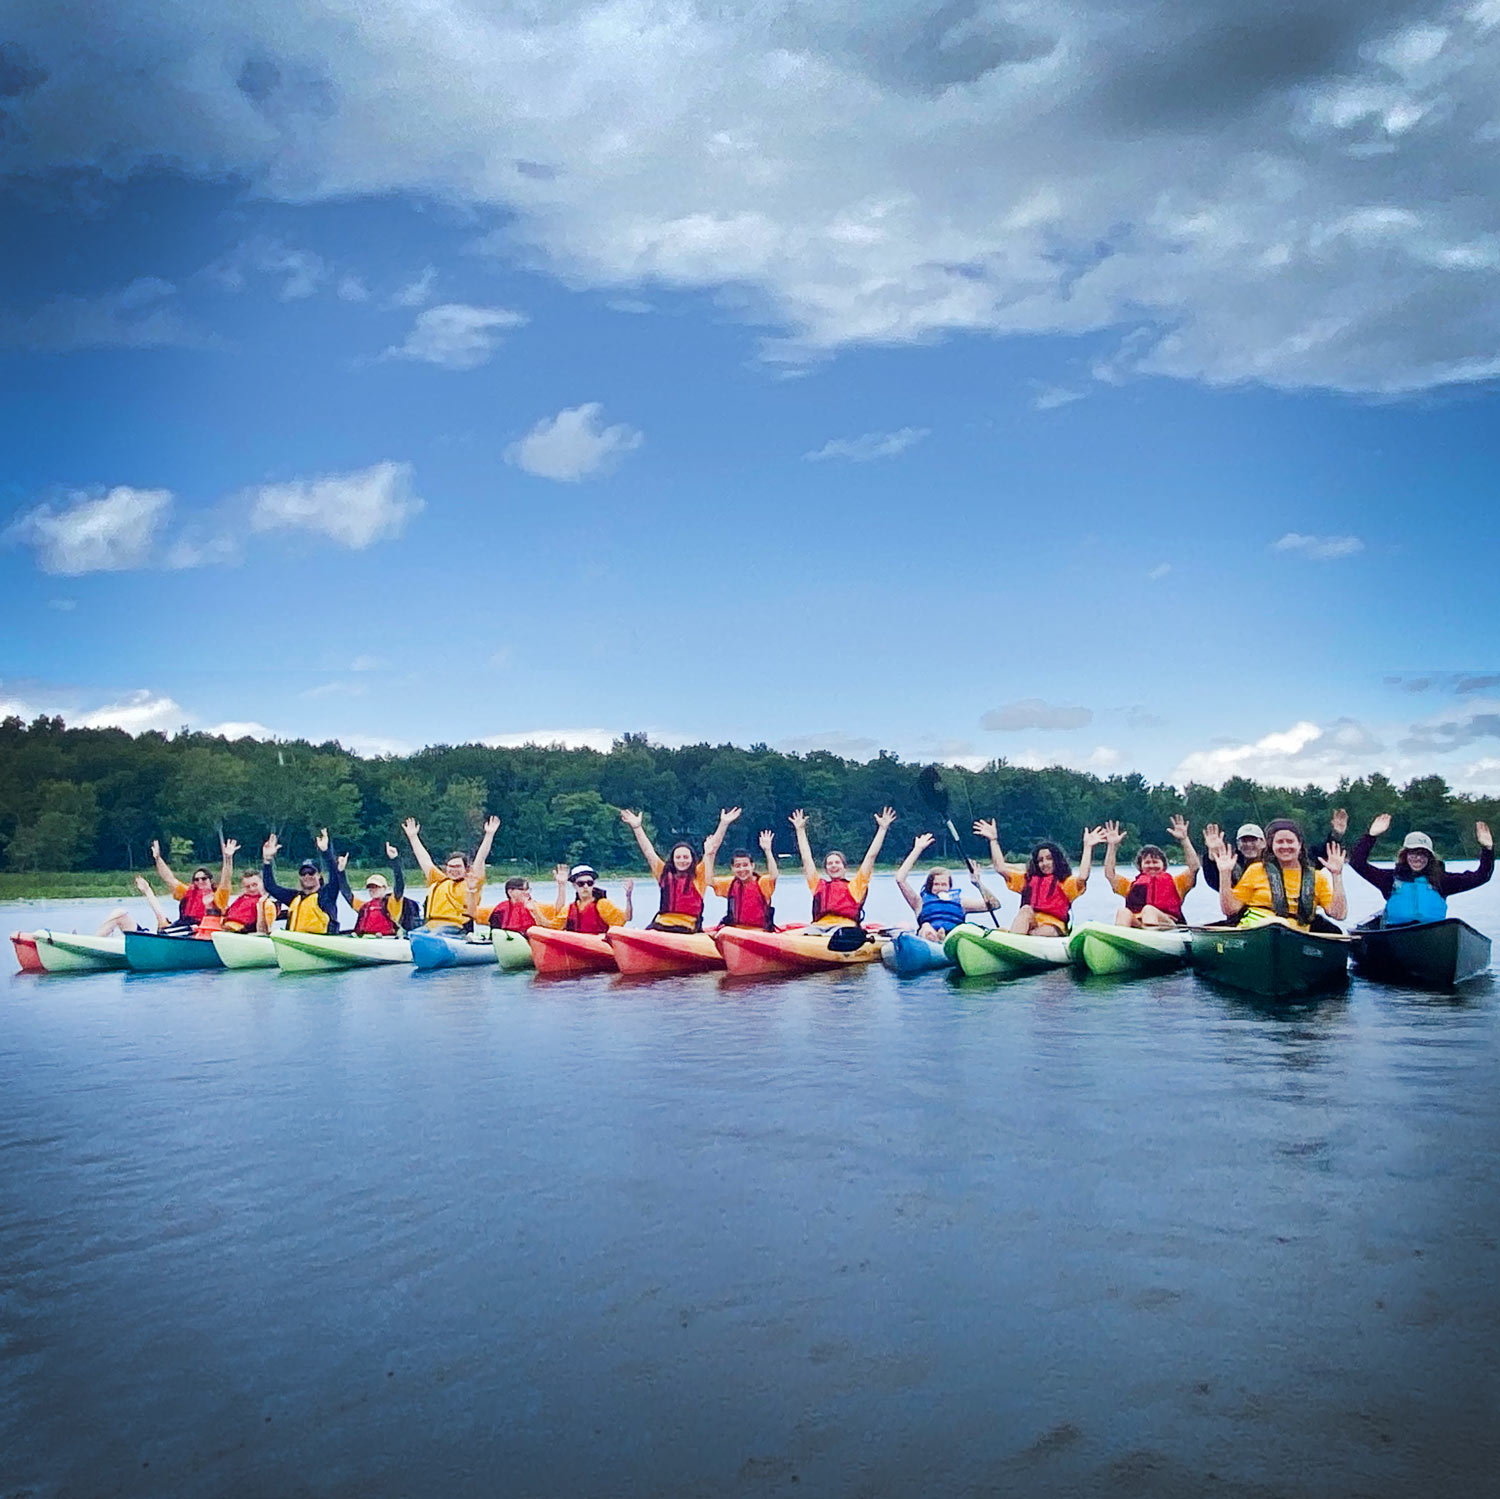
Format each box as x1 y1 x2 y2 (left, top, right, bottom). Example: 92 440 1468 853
1213 818 1347 930
401 814 500 931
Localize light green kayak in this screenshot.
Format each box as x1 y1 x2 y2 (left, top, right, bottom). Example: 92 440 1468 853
942 923 1074 978
493 929 534 971
1067 921 1189 978
33 929 130 974
270 931 414 973
210 931 278 969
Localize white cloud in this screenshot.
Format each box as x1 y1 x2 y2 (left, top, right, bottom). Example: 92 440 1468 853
1175 717 1386 788
344 733 418 758
246 461 424 548
337 274 369 302
385 303 526 370
804 426 929 462
1272 532 1366 560
4 486 172 574
203 720 277 741
1031 384 1084 411
0 278 210 352
981 698 1093 731
506 403 644 481
389 266 438 308
350 654 386 672
75 690 186 735
208 237 328 300
483 728 620 753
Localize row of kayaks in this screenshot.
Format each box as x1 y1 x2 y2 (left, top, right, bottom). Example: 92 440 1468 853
12 914 1491 996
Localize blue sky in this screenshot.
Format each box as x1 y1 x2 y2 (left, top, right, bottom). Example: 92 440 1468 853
2 0 1499 791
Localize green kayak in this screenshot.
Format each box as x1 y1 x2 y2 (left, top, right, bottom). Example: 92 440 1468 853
1188 919 1349 999
209 931 278 969
493 929 534 971
33 929 130 973
270 931 413 973
1067 921 1189 978
943 923 1074 978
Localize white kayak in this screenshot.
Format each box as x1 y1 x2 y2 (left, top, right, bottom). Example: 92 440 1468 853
210 931 278 969
943 923 1074 978
1067 921 1190 977
32 929 130 974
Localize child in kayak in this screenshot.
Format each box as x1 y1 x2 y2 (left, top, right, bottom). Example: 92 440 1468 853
475 876 564 934
1347 814 1493 925
703 813 779 930
620 806 740 932
400 814 501 932
973 820 1103 936
214 838 278 934
791 806 897 928
1102 816 1201 927
555 863 633 934
1212 818 1347 930
893 832 1002 938
339 842 421 936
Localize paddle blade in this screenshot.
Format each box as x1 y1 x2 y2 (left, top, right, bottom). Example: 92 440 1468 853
916 765 950 819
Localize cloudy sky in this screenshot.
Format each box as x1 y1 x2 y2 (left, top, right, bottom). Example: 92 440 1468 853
2 0 1499 790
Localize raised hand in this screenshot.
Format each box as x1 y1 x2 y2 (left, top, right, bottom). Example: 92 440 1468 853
1321 841 1346 874
912 831 936 855
789 809 808 831
1167 814 1190 843
1369 812 1392 838
1213 843 1237 873
623 878 634 895
1084 825 1107 847
1103 820 1125 846
385 842 399 860
875 806 897 829
401 817 420 838
134 874 151 895
619 808 644 830
262 834 280 861
315 827 330 852
973 818 998 841
221 836 240 857
758 829 775 855
150 839 161 859
1477 820 1493 850
553 863 570 884
1331 808 1348 836
336 852 350 871
718 807 742 826
483 815 500 836
1203 823 1224 856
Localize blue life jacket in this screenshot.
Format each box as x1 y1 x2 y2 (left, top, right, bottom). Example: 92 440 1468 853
918 889 967 933
1384 875 1447 926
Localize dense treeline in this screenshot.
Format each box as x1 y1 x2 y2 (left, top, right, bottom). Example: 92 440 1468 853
1 715 1495 873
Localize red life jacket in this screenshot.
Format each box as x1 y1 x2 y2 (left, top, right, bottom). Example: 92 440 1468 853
355 897 399 937
566 899 610 935
488 899 535 933
222 893 263 932
1021 874 1073 926
812 877 862 923
178 884 213 923
657 869 704 926
1128 871 1184 922
724 876 773 930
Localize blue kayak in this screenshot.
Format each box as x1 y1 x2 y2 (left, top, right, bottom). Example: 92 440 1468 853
881 931 955 975
410 931 497 970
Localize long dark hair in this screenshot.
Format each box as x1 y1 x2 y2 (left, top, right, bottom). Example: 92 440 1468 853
662 841 697 879
1395 849 1445 886
1026 842 1072 882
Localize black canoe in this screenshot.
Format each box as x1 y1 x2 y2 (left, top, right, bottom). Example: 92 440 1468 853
1188 920 1350 999
1352 917 1491 988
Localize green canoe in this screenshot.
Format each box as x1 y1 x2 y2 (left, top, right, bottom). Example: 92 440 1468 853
1188 919 1349 999
943 923 1074 978
270 931 413 973
124 931 225 972
209 931 278 969
1067 921 1189 978
33 929 130 974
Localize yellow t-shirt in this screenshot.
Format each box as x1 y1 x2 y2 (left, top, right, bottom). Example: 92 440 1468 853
423 869 471 925
1229 865 1334 930
711 873 776 898
647 856 708 931
1004 870 1086 932
1109 870 1195 898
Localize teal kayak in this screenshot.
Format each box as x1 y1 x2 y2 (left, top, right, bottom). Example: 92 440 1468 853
124 931 225 972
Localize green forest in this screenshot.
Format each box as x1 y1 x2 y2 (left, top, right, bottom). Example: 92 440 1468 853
1 714 1494 876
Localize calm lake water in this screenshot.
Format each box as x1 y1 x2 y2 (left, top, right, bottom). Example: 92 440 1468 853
3 870 1497 1497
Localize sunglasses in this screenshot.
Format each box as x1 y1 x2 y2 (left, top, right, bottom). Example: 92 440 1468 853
572 878 595 888
193 874 213 883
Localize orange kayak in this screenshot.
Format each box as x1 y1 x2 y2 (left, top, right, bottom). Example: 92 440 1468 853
11 932 43 973
715 925 883 977
607 928 725 976
528 928 618 977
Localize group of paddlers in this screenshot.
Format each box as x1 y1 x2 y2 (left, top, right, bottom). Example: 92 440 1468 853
107 802 1494 944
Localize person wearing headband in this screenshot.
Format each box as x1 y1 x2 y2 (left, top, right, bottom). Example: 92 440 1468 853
1213 818 1347 931
1348 814 1493 926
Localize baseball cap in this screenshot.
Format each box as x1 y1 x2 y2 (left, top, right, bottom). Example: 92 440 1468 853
1236 824 1265 841
298 859 319 874
1401 831 1434 853
365 873 390 890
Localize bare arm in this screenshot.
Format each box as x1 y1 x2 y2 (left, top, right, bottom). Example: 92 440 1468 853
859 807 898 883
790 809 818 887
1216 848 1245 919
149 838 178 892
218 836 237 896
703 807 740 863
1321 843 1349 922
1101 821 1124 891
401 817 436 879
622 879 634 924
619 809 662 875
894 832 933 914
1075 827 1106 885
1168 815 1200 880
758 829 778 888
972 819 1019 879
471 814 500 891
134 874 168 931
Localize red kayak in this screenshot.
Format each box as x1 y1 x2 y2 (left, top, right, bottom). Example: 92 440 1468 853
607 928 725 976
715 925 884 977
11 932 43 973
527 928 618 977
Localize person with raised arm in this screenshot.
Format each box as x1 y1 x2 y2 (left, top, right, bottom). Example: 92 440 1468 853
1102 817 1201 928
894 832 1001 939
147 837 227 929
1347 813 1493 925
474 875 563 934
703 814 779 931
619 806 739 933
216 837 278 934
556 862 633 934
973 820 1103 936
1199 823 1265 892
1213 818 1347 930
339 841 421 936
401 814 500 932
791 806 896 929
262 828 342 934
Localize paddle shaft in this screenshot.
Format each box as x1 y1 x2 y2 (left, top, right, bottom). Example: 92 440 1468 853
944 815 1001 929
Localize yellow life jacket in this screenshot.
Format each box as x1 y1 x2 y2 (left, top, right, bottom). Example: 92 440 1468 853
424 875 468 926
285 891 332 934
